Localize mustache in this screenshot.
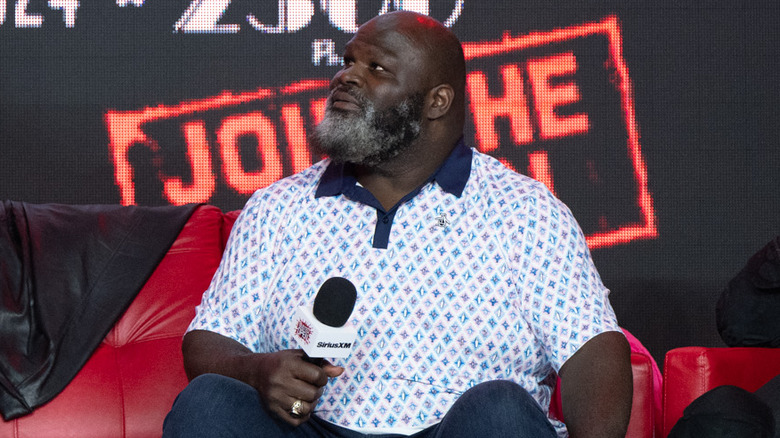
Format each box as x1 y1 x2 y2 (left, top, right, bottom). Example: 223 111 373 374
327 86 370 109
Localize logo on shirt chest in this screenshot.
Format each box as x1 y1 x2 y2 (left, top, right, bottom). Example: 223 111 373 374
434 212 451 228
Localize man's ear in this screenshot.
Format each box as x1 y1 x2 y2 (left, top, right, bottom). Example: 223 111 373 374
425 84 455 120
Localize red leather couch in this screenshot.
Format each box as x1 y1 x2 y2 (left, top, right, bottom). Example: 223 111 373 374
662 346 780 437
0 205 227 438
0 205 661 438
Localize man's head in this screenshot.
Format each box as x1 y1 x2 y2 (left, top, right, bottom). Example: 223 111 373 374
312 11 466 166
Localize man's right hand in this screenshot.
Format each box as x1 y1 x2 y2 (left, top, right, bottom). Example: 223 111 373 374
247 349 344 425
182 330 344 426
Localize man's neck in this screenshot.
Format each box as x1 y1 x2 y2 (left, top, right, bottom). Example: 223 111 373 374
353 139 457 211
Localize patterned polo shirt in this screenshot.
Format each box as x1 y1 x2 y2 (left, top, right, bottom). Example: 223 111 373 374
188 140 621 437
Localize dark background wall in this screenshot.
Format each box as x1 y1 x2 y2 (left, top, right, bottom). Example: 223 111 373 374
2 0 778 368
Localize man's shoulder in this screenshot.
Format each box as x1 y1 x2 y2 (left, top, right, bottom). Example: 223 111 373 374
469 149 555 200
249 159 330 202
466 149 580 232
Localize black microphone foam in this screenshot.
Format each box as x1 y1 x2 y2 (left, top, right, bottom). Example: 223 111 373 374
312 277 357 327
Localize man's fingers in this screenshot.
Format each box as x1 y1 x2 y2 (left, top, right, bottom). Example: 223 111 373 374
317 358 345 379
288 398 308 419
255 350 337 426
322 363 345 378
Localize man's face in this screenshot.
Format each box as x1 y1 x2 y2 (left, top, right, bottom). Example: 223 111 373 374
311 18 430 166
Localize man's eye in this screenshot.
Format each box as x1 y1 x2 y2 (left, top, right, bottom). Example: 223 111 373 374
371 63 385 71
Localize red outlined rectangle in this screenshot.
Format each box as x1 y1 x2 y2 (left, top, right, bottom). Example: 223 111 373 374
463 15 656 248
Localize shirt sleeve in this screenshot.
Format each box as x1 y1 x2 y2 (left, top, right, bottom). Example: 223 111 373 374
186 192 266 348
516 184 621 372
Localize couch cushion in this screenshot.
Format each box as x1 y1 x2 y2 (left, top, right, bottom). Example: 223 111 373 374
0 205 226 438
663 346 780 437
106 205 224 345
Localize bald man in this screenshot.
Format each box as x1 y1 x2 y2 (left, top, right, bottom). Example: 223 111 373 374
163 11 632 438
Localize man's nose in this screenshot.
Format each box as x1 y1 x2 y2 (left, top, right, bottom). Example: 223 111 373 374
333 63 364 88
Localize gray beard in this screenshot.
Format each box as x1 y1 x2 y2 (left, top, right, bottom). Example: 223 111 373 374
312 91 424 166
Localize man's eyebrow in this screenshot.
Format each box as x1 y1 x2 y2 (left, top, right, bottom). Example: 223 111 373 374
344 41 402 62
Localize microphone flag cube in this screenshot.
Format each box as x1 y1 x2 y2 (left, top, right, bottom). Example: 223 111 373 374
292 307 357 358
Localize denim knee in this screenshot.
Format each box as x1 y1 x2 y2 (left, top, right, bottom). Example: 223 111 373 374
177 373 260 413
163 374 268 437
430 380 557 438
474 380 542 411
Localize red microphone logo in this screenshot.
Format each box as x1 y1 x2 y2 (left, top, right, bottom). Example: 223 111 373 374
295 319 314 345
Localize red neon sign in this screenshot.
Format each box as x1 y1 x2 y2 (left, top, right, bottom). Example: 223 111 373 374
461 15 656 248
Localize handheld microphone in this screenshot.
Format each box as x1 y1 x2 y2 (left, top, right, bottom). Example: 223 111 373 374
292 277 358 365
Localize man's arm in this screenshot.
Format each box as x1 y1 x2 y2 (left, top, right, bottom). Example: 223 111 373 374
558 330 633 438
182 329 343 425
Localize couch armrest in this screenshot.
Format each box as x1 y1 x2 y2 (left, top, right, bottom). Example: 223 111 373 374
662 346 780 437
625 353 656 438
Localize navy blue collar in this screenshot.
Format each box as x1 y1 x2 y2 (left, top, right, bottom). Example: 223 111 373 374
315 138 472 199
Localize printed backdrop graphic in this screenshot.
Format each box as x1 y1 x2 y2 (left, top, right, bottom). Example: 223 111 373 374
105 15 655 249
2 1 779 367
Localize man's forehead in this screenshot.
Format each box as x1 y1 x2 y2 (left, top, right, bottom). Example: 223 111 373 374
347 29 418 55
343 32 407 58
345 16 425 57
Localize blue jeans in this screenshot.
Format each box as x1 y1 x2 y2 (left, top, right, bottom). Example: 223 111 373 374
163 374 557 438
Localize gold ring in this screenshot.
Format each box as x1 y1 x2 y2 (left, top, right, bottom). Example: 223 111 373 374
290 399 304 418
